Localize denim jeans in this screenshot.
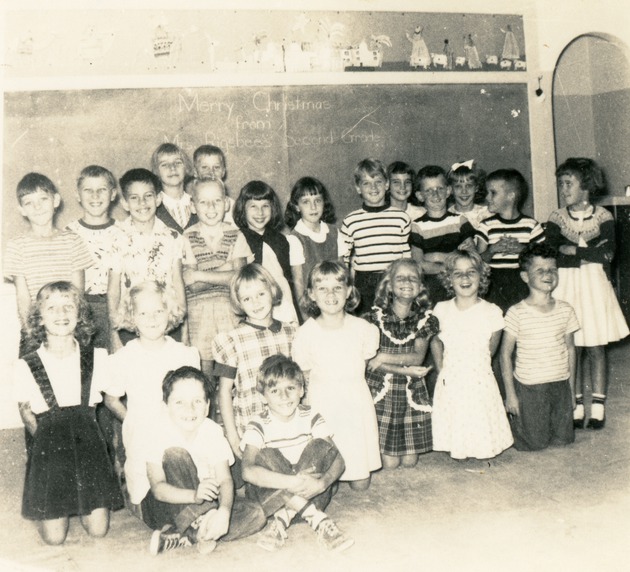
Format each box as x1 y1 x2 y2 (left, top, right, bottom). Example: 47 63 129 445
141 447 265 540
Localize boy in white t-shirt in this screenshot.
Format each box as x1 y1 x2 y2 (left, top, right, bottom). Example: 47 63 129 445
144 366 265 555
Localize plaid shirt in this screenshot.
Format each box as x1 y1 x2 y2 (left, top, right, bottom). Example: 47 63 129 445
212 320 297 436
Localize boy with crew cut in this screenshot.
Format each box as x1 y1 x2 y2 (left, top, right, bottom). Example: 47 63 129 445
475 168 544 313
241 354 352 553
339 158 411 313
66 165 124 349
500 243 579 451
4 172 93 355
107 168 187 351
409 165 476 304
193 145 236 226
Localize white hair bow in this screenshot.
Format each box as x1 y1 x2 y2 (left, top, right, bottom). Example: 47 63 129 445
451 159 474 171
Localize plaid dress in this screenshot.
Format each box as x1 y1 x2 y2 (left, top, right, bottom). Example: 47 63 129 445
212 320 297 436
365 307 438 456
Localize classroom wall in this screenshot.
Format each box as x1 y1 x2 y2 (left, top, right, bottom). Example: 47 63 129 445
1 0 628 429
553 34 630 196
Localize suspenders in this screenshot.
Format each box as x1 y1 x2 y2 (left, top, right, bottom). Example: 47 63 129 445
22 345 95 409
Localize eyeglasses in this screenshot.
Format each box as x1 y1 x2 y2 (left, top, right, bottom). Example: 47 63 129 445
421 187 448 196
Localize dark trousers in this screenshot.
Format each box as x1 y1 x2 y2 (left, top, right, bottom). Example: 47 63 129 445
354 271 384 314
486 268 529 314
423 273 449 306
509 379 574 451
247 439 338 518
141 447 265 540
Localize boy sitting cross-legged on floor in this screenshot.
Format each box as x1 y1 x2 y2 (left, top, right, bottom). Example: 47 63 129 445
241 354 353 553
145 366 265 556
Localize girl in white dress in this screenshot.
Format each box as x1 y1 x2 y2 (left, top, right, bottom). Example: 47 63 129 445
545 158 629 429
292 261 381 490
104 281 200 512
431 250 513 460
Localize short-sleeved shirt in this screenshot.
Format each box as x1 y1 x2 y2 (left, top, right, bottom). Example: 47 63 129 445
339 205 411 272
448 204 491 231
13 345 108 414
4 231 94 300
147 416 234 481
66 219 126 296
504 299 580 385
109 217 184 326
240 404 331 465
212 320 297 437
475 214 544 269
105 336 200 504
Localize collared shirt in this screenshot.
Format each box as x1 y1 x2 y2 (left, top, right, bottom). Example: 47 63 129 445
212 320 296 436
109 217 184 329
160 191 192 230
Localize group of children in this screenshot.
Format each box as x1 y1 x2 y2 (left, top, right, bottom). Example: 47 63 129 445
5 144 628 555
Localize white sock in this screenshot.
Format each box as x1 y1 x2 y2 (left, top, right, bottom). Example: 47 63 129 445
301 504 327 530
573 403 584 420
590 403 605 421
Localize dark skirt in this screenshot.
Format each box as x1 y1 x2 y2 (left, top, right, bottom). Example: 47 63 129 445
23 405 123 521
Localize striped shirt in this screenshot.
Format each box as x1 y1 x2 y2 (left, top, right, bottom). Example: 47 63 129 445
504 299 580 385
410 212 475 254
475 214 544 269
240 404 331 465
339 205 411 271
3 230 94 300
212 320 297 437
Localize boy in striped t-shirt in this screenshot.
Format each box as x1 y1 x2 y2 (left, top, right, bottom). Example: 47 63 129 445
4 172 93 356
241 355 351 553
475 169 544 313
339 158 411 313
500 243 580 451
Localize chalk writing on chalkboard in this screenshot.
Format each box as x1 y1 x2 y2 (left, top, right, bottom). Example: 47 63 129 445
3 83 530 244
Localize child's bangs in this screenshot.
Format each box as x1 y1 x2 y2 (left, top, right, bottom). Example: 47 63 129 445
311 264 348 285
452 172 477 184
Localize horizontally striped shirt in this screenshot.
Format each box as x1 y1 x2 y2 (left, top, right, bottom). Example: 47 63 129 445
504 299 580 385
3 230 94 300
410 212 475 254
240 404 331 464
340 204 411 271
475 214 544 269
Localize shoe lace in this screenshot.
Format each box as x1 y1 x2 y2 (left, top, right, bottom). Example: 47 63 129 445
318 519 339 538
163 533 191 551
271 519 288 540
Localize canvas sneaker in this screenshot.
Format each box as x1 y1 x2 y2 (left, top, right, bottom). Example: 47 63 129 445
149 525 192 556
316 519 354 552
256 517 288 552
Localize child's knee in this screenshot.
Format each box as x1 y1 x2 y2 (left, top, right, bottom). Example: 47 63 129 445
39 519 69 545
381 455 401 470
82 508 110 538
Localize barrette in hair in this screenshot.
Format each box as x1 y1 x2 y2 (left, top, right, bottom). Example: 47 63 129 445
451 159 475 171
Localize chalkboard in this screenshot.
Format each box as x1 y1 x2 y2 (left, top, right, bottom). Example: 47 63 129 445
3 83 530 244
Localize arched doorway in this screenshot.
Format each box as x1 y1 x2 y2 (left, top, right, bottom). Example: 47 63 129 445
552 33 630 321
552 33 630 198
